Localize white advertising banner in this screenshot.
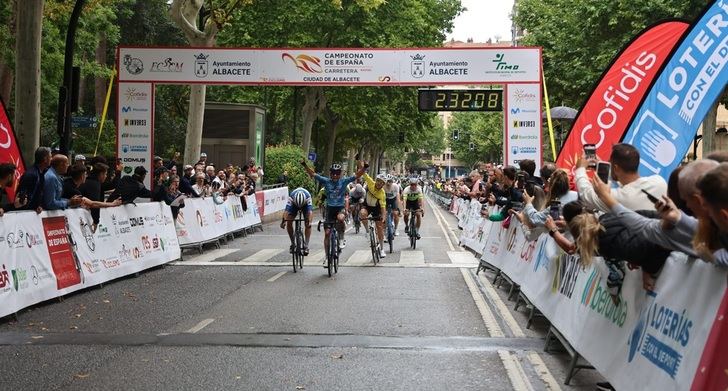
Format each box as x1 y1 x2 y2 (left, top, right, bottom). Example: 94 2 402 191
117 82 153 189
118 47 541 85
263 187 289 215
450 201 727 390
0 203 180 319
175 195 261 246
504 83 542 170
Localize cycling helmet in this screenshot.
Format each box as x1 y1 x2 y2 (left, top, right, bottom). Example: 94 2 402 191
375 173 387 182
409 177 419 185
293 191 308 208
330 163 342 172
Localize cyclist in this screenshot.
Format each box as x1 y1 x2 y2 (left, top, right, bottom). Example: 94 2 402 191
348 181 366 222
280 187 313 255
403 177 425 239
302 160 366 253
384 175 402 236
360 170 388 258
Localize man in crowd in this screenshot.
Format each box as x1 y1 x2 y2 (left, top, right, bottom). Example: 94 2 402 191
16 147 51 212
107 166 152 203
519 159 543 188
197 152 208 167
576 143 667 212
696 163 728 266
62 163 88 199
180 165 200 197
43 154 83 210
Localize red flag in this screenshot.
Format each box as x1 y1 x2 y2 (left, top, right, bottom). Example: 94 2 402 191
555 21 689 172
690 283 728 391
0 97 25 202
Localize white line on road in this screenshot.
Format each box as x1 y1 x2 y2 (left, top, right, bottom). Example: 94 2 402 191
399 250 424 265
345 250 372 265
460 268 504 338
447 251 478 265
240 249 284 263
186 318 215 333
426 196 455 251
476 273 525 338
304 250 326 265
170 261 470 268
526 351 562 391
182 249 238 263
267 271 287 282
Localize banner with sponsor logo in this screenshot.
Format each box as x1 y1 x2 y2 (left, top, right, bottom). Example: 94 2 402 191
175 194 262 246
0 202 180 319
622 1 728 178
118 47 541 85
450 196 727 390
117 82 153 188
0 97 25 202
556 21 690 172
263 187 289 215
504 84 542 170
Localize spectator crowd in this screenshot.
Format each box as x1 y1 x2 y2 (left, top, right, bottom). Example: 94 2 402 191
431 145 728 303
0 149 263 229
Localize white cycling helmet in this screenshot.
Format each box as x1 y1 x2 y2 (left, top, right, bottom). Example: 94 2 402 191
376 173 388 182
409 177 419 185
293 191 308 208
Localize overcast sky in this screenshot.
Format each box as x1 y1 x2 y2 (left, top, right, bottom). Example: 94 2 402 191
446 0 515 43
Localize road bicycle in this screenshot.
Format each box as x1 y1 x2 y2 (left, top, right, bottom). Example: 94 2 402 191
407 208 422 249
385 206 395 254
286 213 307 273
351 202 362 234
361 216 381 265
318 220 340 277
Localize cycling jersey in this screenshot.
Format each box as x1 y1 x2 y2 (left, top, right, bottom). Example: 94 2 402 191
384 183 400 199
349 184 366 199
361 173 386 209
314 174 356 208
403 185 424 209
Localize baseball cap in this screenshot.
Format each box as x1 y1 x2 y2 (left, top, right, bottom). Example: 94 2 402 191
134 166 148 176
200 152 207 157
184 164 193 170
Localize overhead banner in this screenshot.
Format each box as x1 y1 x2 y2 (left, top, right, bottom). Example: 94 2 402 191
0 97 25 201
448 196 728 391
118 47 541 85
117 82 154 189
504 83 542 170
556 21 690 171
622 1 728 178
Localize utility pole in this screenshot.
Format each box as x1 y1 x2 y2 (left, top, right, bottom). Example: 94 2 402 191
56 0 86 156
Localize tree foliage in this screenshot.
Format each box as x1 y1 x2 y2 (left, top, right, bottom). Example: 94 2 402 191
263 144 315 192
449 112 503 168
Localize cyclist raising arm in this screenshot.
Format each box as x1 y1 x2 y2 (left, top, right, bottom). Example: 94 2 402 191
403 178 424 239
360 171 388 258
302 160 366 253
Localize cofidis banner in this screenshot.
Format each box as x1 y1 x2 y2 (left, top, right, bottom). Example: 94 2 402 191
556 21 690 171
0 97 25 201
623 1 728 178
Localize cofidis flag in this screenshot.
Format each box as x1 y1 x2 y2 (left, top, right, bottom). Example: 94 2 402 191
0 97 25 201
622 1 728 178
556 21 689 171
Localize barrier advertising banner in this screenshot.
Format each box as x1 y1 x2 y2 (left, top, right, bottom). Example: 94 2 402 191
555 21 690 171
623 1 728 178
0 202 180 319
175 195 261 246
0 97 25 201
449 197 727 391
118 47 541 85
117 82 154 188
504 83 542 169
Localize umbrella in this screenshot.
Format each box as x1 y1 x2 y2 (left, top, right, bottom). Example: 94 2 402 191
542 106 578 121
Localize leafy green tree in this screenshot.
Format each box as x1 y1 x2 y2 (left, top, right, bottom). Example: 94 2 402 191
449 112 503 168
263 144 315 192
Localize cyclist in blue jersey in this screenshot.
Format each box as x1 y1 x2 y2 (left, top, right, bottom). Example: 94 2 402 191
280 187 313 255
302 159 367 253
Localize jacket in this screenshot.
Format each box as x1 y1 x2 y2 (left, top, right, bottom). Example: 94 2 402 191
16 164 45 210
597 212 672 274
107 175 152 203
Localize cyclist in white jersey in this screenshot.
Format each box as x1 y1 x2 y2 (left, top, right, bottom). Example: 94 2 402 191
384 176 402 235
402 177 425 238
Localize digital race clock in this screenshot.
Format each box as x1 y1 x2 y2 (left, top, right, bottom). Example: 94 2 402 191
418 89 503 112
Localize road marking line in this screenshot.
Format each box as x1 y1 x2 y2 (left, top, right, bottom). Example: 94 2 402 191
186 318 215 333
170 261 475 268
182 249 238 263
447 251 478 265
399 250 424 265
345 250 372 265
239 249 284 263
304 250 325 265
498 350 535 391
267 271 287 282
526 351 562 391
426 196 455 251
460 268 504 338
475 273 525 338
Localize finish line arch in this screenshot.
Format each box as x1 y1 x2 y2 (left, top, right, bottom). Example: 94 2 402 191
116 46 542 186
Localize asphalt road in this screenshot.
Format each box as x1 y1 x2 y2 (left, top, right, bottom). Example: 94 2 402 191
0 195 605 390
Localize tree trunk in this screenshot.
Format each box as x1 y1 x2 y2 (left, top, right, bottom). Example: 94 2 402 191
702 101 718 157
94 33 107 115
301 87 326 155
15 0 43 165
183 84 207 164
323 107 339 173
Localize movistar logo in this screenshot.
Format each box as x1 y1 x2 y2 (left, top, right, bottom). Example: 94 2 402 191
122 106 132 113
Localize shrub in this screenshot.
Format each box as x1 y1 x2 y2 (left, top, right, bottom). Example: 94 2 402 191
264 144 315 193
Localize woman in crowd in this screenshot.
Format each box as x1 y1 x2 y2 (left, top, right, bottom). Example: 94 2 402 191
693 163 728 265
192 173 210 197
0 163 26 216
516 169 577 228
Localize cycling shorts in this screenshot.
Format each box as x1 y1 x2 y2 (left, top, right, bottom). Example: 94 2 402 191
406 200 421 211
325 206 346 223
363 204 383 220
350 196 363 205
385 197 399 211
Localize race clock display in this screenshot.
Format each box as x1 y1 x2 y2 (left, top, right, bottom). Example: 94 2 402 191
418 89 503 111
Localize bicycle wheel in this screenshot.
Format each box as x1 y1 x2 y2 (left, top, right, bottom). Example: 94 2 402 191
328 230 336 277
410 220 417 249
296 229 305 270
369 226 378 265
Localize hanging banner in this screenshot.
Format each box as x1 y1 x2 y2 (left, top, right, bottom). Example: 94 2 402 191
0 97 25 202
556 21 690 171
504 83 542 170
41 216 82 290
622 1 728 178
117 82 153 189
118 47 541 85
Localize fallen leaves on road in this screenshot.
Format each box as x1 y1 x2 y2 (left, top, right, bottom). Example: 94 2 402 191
102 300 110 304
74 373 90 379
295 386 305 390
330 353 344 359
69 326 78 330
31 336 44 339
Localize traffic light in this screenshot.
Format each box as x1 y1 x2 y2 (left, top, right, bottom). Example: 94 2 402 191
469 142 475 151
453 129 459 140
399 132 405 143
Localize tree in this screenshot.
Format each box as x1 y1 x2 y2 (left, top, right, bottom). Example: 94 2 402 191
449 112 503 168
14 0 44 164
